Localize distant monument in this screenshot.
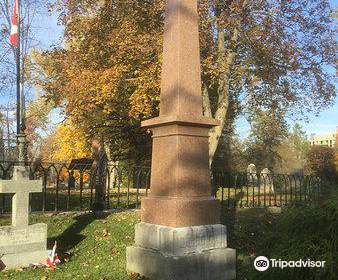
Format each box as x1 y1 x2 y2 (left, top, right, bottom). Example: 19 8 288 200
126 0 236 279
247 163 258 188
0 166 49 271
260 168 275 194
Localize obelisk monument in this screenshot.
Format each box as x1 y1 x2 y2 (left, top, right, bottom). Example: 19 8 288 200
126 0 236 279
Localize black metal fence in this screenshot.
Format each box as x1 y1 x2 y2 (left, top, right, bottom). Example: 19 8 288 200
0 139 17 161
212 171 322 209
0 161 322 214
0 161 151 214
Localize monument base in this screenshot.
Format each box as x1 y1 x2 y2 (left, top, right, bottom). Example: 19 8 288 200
0 250 50 271
126 222 236 280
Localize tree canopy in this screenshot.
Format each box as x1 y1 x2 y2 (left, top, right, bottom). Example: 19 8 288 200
33 0 337 165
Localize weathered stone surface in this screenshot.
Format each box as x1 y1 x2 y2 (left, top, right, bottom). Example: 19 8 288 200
141 196 220 227
127 0 236 278
140 0 221 228
260 168 275 193
127 246 236 280
0 224 47 255
0 166 42 227
135 222 227 255
0 250 50 271
0 166 48 271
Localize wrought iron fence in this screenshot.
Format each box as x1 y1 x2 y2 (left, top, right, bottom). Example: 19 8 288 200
0 161 151 214
212 171 322 209
0 138 17 161
0 161 322 214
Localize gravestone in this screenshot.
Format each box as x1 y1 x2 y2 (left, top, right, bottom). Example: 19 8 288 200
247 163 258 188
126 0 236 279
0 166 49 271
260 168 275 194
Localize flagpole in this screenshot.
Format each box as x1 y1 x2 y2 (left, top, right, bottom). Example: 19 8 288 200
15 0 27 165
16 0 21 135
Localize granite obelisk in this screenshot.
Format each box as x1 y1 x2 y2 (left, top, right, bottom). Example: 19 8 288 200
126 0 236 279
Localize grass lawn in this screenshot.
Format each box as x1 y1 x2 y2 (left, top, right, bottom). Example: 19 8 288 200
1 201 336 280
0 207 281 280
0 210 141 280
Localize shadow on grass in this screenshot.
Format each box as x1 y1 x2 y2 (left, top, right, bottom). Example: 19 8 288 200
220 205 280 280
47 212 109 258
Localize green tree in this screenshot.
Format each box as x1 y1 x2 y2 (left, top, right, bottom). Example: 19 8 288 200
275 123 310 173
244 109 288 170
33 0 337 165
305 146 337 180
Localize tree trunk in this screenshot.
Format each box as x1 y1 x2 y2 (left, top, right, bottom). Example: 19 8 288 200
209 28 239 167
208 0 248 167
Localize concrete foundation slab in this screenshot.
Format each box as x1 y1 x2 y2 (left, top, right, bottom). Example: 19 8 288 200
127 246 236 280
127 222 236 280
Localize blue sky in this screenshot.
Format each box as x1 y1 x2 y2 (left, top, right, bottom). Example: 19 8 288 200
4 1 338 137
288 0 337 136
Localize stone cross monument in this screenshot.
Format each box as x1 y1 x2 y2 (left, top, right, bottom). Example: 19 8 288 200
126 0 236 279
0 166 49 271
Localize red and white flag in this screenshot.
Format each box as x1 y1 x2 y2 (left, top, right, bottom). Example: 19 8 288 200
10 0 19 46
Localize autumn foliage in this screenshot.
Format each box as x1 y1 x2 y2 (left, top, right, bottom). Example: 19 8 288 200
305 146 337 181
32 0 336 164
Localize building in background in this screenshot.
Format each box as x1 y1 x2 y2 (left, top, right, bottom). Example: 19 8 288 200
309 127 337 148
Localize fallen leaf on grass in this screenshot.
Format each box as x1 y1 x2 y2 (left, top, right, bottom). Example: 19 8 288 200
125 234 133 240
110 249 120 255
15 268 23 272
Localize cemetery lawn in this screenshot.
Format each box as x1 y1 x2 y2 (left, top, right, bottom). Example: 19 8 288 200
0 208 294 280
1 192 337 280
0 210 141 280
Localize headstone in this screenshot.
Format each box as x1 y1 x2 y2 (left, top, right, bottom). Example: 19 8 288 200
126 0 236 279
247 164 258 188
260 168 275 194
0 166 49 271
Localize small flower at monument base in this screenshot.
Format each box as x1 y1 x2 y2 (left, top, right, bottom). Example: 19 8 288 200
251 232 255 236
40 276 48 280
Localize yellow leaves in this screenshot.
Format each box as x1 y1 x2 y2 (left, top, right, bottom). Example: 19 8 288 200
102 229 109 237
51 120 91 163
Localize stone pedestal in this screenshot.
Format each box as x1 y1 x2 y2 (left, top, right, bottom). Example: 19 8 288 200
0 166 49 271
127 223 235 280
126 0 236 278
